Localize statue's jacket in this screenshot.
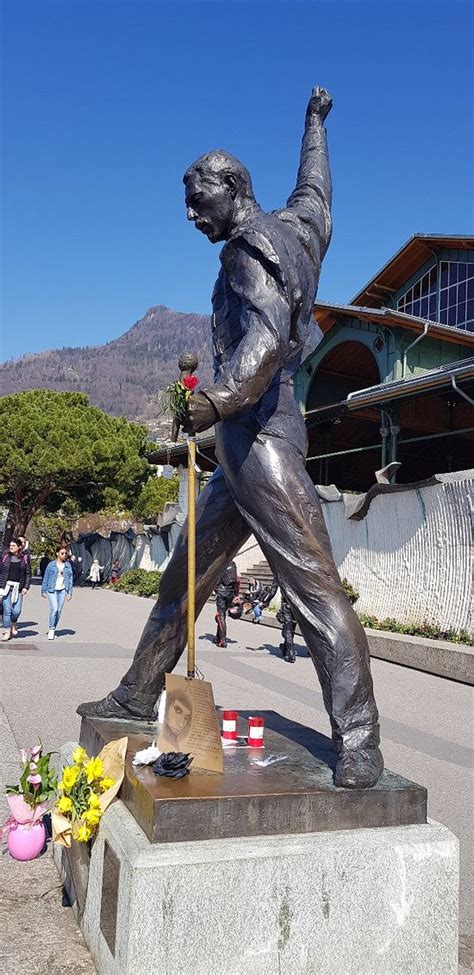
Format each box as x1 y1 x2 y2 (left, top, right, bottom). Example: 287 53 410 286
205 204 328 465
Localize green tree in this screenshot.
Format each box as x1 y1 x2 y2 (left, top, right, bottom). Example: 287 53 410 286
28 500 81 557
134 475 179 522
0 390 151 537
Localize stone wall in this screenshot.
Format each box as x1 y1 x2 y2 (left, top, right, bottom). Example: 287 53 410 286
321 470 472 633
77 470 472 634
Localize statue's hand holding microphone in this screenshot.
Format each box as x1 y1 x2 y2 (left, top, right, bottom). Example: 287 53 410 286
182 390 218 435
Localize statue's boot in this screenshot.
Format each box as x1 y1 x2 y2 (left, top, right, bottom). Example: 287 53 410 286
334 745 384 789
76 693 155 722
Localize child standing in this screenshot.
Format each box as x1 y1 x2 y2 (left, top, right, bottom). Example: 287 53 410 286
89 558 104 589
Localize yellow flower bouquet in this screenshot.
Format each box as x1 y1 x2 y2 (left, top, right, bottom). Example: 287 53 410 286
52 737 127 846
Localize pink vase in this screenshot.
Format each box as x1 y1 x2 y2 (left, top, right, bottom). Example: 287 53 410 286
7 795 33 824
7 820 46 860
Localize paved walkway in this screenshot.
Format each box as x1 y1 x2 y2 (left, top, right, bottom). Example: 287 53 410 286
1 580 473 972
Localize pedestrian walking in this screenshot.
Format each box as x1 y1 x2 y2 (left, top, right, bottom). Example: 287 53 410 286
17 537 32 574
0 538 31 641
69 554 83 587
41 544 73 640
88 558 104 589
214 561 238 647
39 554 50 579
277 595 297 663
110 560 121 585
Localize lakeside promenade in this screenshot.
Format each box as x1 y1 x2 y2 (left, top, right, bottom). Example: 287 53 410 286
1 581 472 973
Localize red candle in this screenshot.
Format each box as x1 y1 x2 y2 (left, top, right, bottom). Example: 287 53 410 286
247 715 264 748
222 710 238 741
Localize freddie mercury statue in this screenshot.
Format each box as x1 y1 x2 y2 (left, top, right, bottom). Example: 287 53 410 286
79 87 384 789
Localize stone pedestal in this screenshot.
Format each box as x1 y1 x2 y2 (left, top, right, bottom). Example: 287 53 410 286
54 729 457 973
81 801 458 975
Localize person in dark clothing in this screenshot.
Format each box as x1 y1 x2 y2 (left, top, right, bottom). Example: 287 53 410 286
39 555 50 579
214 561 238 647
69 555 83 587
0 538 32 641
17 537 31 574
242 577 262 615
110 560 121 585
249 578 278 622
278 595 297 663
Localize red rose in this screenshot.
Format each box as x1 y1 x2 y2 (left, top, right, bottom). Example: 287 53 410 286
182 375 198 391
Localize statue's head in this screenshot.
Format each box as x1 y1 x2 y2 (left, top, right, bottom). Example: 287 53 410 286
183 150 255 243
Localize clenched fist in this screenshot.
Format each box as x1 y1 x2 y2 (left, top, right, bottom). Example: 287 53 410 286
306 86 332 122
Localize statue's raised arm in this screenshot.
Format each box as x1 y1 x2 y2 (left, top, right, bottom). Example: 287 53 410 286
286 86 333 259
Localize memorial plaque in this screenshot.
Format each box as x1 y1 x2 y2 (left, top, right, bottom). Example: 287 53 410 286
81 714 427 845
100 840 121 956
158 674 223 773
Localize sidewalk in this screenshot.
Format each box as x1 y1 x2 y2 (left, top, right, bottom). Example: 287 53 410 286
0 703 94 975
0 582 472 972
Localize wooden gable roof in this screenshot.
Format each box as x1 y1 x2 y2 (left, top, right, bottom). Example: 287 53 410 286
313 302 474 348
350 234 474 309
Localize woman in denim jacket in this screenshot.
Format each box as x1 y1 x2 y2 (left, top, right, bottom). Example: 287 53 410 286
41 544 73 640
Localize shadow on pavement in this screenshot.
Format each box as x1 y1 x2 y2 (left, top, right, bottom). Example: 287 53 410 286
198 632 238 645
246 641 310 659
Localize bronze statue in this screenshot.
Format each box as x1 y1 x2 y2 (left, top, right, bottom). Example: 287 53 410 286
78 87 384 789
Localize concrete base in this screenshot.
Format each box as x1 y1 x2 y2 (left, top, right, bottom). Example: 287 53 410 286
80 800 458 975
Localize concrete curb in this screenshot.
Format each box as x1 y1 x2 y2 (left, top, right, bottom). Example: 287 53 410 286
237 612 474 685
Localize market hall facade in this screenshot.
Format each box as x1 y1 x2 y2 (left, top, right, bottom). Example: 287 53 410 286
151 234 474 493
295 234 473 491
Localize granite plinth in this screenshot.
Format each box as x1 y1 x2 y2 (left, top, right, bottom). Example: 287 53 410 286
82 801 459 975
80 713 426 843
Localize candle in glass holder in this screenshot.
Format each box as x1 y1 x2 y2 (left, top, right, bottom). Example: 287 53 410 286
247 715 264 748
222 710 238 741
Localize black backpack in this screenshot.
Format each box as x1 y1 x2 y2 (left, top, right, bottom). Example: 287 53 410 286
220 562 237 588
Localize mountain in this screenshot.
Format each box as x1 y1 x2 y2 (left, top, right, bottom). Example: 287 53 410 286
0 306 213 434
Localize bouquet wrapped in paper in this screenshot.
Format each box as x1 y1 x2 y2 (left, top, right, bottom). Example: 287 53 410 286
52 737 127 846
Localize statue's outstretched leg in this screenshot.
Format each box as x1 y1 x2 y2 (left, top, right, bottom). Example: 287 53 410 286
219 429 384 789
77 469 249 719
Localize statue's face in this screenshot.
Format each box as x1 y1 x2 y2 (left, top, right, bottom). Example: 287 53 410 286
185 174 234 243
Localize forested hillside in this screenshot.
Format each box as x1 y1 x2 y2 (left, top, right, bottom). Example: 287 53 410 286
0 306 213 431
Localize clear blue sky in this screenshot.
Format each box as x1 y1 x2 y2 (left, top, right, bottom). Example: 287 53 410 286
2 0 473 360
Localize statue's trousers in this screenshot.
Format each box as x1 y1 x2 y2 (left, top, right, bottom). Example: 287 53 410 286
114 394 380 751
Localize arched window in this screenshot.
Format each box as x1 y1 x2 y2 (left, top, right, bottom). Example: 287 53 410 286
306 341 380 411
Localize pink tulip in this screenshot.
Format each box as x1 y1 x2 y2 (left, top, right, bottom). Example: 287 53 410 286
20 749 28 764
31 745 42 760
27 774 42 788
